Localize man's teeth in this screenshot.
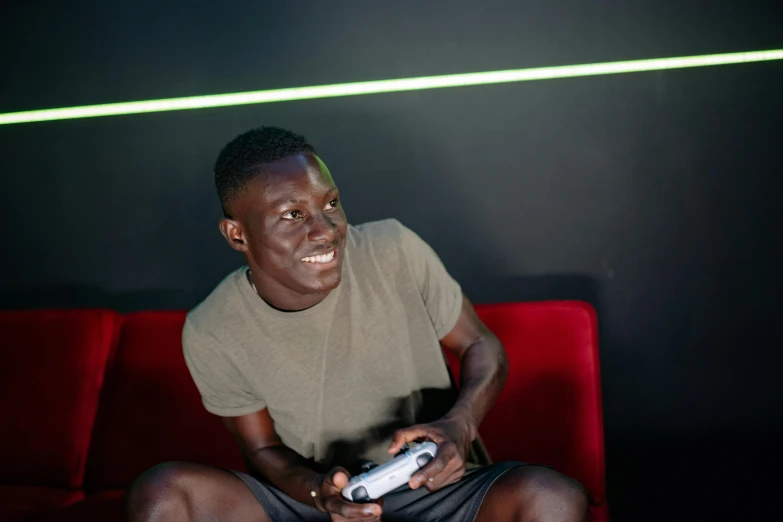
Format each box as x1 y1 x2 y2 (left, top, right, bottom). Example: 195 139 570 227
301 250 335 263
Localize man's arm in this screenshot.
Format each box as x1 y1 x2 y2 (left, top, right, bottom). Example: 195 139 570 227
439 294 509 438
387 294 509 491
221 410 382 520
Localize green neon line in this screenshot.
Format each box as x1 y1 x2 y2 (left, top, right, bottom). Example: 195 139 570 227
2 49 782 125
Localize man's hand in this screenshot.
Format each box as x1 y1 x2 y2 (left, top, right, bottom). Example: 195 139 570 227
316 467 383 521
387 414 475 492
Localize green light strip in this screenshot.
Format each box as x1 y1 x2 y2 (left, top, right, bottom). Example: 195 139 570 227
2 49 781 125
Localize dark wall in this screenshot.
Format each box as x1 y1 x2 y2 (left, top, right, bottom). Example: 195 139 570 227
2 1 781 519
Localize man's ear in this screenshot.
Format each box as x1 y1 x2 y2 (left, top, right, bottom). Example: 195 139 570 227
219 218 249 253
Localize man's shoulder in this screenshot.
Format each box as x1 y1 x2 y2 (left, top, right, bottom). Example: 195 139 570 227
350 218 410 249
347 218 412 268
349 218 435 264
184 266 247 339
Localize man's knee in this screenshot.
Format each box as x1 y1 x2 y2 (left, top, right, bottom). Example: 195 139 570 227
503 465 589 521
126 462 199 521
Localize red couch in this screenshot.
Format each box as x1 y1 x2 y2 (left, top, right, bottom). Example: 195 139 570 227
0 302 608 521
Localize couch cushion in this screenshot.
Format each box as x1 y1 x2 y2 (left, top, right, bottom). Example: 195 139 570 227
86 311 246 490
446 301 606 505
0 485 85 522
0 309 118 489
34 490 125 522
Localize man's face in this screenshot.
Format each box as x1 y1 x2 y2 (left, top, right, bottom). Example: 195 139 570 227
222 153 348 309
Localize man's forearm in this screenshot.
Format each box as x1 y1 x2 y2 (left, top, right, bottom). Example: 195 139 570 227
245 444 323 508
445 334 509 440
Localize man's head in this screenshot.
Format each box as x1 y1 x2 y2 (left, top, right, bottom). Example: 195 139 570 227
214 126 348 311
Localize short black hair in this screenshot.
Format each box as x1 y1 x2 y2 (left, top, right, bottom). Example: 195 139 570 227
214 126 316 216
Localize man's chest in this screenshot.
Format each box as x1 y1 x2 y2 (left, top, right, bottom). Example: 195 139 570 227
239 284 432 423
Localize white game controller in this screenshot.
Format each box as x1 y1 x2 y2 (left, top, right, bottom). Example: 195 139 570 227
341 442 438 502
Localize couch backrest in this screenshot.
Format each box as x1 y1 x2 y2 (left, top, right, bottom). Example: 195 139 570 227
16 302 604 502
0 309 118 489
85 311 246 491
446 301 606 504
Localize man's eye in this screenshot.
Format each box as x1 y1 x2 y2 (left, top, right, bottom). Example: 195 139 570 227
282 210 304 220
325 199 339 210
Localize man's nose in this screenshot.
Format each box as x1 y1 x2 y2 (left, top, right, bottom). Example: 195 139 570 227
307 212 337 243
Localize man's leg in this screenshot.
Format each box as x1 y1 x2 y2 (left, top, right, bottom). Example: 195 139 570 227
126 462 270 522
475 465 588 522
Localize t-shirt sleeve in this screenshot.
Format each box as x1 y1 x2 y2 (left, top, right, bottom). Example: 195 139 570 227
396 221 463 339
182 319 267 417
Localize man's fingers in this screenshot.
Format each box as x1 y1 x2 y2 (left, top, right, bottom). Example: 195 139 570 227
329 509 380 522
422 462 464 492
409 441 467 490
323 467 351 491
425 466 465 492
409 451 449 489
387 425 429 454
331 471 349 490
330 514 380 522
323 495 382 520
322 467 381 519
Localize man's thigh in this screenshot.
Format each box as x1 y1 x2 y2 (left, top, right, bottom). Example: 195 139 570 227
381 461 523 522
474 465 588 522
127 461 271 522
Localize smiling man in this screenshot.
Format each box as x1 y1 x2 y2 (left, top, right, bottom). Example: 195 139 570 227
126 126 588 522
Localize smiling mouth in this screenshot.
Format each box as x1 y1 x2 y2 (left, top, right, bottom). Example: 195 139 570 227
300 249 336 264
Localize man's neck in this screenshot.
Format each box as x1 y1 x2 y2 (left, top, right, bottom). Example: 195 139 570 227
246 269 331 312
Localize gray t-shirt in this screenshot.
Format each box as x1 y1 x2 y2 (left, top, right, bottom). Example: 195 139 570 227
183 219 463 471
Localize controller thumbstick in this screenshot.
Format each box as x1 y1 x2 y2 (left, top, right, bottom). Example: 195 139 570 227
415 452 434 469
351 486 371 502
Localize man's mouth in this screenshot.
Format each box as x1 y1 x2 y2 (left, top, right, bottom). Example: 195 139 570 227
300 249 336 264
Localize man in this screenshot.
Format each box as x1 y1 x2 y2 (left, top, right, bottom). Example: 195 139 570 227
126 126 588 522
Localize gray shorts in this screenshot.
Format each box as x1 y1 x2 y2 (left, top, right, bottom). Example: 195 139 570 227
231 461 524 522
